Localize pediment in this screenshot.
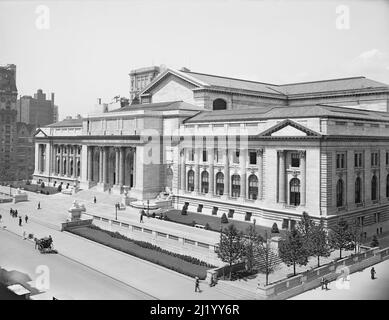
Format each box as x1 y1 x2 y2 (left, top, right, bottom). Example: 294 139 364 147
259 119 321 137
34 129 48 137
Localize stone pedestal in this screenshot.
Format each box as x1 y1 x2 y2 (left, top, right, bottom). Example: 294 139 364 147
68 200 85 221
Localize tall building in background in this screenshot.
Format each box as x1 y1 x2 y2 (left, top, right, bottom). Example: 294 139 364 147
0 64 18 181
17 89 58 127
129 66 163 104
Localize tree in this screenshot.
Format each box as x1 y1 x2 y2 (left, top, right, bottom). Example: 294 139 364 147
221 213 229 224
349 219 362 254
329 218 355 259
271 223 279 234
370 235 379 247
309 219 331 267
243 225 263 272
256 232 280 285
279 228 310 276
217 224 245 279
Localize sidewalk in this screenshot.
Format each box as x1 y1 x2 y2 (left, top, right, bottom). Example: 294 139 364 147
0 192 255 299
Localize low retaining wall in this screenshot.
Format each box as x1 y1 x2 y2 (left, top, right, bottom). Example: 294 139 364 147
61 219 93 231
206 262 246 284
85 214 222 266
256 246 389 300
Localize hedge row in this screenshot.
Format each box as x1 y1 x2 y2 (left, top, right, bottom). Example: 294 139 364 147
69 225 216 279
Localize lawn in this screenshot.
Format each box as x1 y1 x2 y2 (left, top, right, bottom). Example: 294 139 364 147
8 181 59 195
164 209 283 238
68 225 215 279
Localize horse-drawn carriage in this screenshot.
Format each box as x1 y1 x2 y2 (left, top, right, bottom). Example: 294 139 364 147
34 236 57 254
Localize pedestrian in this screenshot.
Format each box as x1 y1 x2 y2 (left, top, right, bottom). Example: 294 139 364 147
140 211 144 223
94 196 96 204
320 277 325 290
324 278 329 290
195 277 201 292
25 215 28 224
23 231 26 240
9 208 12 216
371 267 376 280
19 216 22 226
0 213 2 223
15 209 18 217
37 202 41 210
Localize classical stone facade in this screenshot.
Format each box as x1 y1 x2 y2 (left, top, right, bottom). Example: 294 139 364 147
33 68 389 238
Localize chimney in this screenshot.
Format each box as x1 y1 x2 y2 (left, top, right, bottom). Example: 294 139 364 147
51 92 55 103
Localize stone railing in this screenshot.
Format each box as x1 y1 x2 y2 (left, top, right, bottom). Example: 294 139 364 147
256 246 388 300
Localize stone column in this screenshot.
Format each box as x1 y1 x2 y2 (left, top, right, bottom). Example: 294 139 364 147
73 146 77 178
102 147 108 184
180 148 186 193
223 149 230 198
99 147 104 183
240 149 247 201
59 145 64 176
208 148 214 196
194 147 200 193
257 149 263 200
300 151 306 206
278 150 286 204
87 146 93 181
115 148 120 185
119 147 124 186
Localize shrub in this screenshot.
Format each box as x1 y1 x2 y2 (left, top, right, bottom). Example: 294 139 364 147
41 182 45 188
271 223 280 233
26 180 31 185
221 213 229 224
191 220 196 227
204 223 210 230
181 207 187 215
46 191 49 195
370 235 379 247
152 212 156 218
57 185 62 192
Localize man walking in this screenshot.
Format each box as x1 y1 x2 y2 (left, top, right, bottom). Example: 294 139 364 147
195 277 201 293
25 215 28 224
19 216 22 226
140 210 144 223
37 202 41 210
94 196 97 204
371 267 376 280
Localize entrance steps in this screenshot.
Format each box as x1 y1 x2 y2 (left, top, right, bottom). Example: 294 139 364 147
73 189 123 205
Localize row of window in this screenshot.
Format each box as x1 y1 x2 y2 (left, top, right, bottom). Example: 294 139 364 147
336 175 389 207
336 151 389 169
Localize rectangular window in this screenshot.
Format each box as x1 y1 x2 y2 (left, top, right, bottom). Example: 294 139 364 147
354 153 363 168
375 213 381 223
371 152 379 167
232 150 240 164
249 151 257 165
245 212 252 221
291 153 300 167
202 149 207 162
336 153 346 169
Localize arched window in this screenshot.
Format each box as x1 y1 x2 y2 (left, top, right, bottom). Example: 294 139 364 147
216 172 224 195
231 174 241 198
336 179 344 207
290 178 300 206
201 171 209 193
187 170 194 192
212 98 227 111
355 177 362 204
386 174 389 198
371 175 378 201
248 174 258 200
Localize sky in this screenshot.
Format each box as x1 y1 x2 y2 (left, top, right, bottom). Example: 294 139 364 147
1 0 389 120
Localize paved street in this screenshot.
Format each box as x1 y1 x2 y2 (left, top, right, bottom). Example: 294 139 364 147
290 259 389 300
0 191 242 300
0 229 155 300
